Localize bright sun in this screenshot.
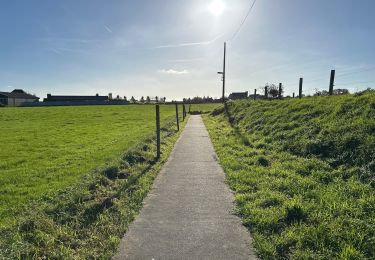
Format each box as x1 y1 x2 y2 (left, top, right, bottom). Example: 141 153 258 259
208 0 225 16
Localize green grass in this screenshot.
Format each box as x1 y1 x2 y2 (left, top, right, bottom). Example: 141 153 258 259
0 104 187 258
203 91 375 259
0 104 182 227
188 103 222 114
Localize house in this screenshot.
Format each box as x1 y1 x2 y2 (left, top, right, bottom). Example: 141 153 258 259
0 89 39 106
228 91 248 100
44 93 109 102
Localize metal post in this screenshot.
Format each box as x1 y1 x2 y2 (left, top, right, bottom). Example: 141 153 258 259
156 105 160 159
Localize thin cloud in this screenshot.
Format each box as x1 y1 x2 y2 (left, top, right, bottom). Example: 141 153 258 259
159 69 189 75
152 34 222 49
104 25 113 33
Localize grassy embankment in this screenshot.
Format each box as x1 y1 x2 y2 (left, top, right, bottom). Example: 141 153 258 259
0 104 187 258
203 91 375 259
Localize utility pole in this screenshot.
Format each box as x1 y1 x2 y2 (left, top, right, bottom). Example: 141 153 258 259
218 42 226 103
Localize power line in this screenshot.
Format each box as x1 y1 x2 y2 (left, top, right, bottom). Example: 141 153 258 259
229 0 257 41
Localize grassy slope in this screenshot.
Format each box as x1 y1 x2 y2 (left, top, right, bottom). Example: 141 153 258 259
1 106 187 258
203 92 375 259
0 105 179 227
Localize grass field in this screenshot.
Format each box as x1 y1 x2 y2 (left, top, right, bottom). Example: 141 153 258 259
203 91 375 259
188 103 221 114
0 104 180 227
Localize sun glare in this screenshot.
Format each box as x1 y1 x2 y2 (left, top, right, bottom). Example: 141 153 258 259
208 0 225 16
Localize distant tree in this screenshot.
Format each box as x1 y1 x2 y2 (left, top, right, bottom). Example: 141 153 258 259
146 96 151 103
155 96 159 103
333 89 349 95
116 95 120 100
163 97 166 103
140 96 145 103
124 96 127 101
268 85 279 98
130 96 136 103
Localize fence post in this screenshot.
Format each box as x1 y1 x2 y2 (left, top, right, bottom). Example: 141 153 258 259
182 103 186 121
293 92 295 98
265 86 268 99
278 83 283 99
254 89 257 100
156 105 160 159
299 78 303 99
329 70 335 95
175 102 180 131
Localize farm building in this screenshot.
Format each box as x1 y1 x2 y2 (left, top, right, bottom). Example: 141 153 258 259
228 91 248 100
44 93 109 102
0 89 39 106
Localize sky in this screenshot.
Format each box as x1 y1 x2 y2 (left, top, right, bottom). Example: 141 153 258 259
1 0 375 100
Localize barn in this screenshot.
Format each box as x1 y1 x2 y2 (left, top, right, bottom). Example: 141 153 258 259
0 89 39 107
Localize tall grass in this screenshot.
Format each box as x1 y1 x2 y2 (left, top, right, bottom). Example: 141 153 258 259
203 91 375 259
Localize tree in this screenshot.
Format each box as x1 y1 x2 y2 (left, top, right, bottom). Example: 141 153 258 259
130 96 136 103
140 96 145 103
155 96 159 102
124 96 127 101
146 96 151 103
268 85 279 98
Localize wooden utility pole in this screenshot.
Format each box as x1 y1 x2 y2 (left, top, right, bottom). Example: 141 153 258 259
278 83 283 99
329 70 335 95
156 105 160 159
299 78 303 99
254 89 257 100
222 42 226 103
217 42 227 103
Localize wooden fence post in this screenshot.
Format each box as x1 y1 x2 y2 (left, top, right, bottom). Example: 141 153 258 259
299 78 303 99
329 70 335 95
254 89 257 100
265 87 268 99
278 83 283 99
156 105 160 159
182 103 186 121
175 102 180 131
293 92 295 98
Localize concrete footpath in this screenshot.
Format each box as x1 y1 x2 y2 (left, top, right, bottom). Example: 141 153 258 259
114 115 257 260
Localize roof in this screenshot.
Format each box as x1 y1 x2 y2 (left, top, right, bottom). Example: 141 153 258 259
0 89 39 99
229 92 248 99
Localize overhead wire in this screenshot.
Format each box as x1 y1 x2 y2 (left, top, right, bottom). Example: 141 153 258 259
228 0 257 41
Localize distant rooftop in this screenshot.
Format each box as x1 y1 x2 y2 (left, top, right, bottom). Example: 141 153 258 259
0 89 39 99
44 94 109 102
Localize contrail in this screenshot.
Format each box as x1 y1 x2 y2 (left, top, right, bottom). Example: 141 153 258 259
152 34 223 49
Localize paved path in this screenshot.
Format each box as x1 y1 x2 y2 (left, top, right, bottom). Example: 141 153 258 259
114 115 257 260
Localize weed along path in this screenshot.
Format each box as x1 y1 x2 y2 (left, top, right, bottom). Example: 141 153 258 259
114 115 257 260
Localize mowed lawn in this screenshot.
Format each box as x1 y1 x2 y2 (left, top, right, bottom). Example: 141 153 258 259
0 105 177 227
